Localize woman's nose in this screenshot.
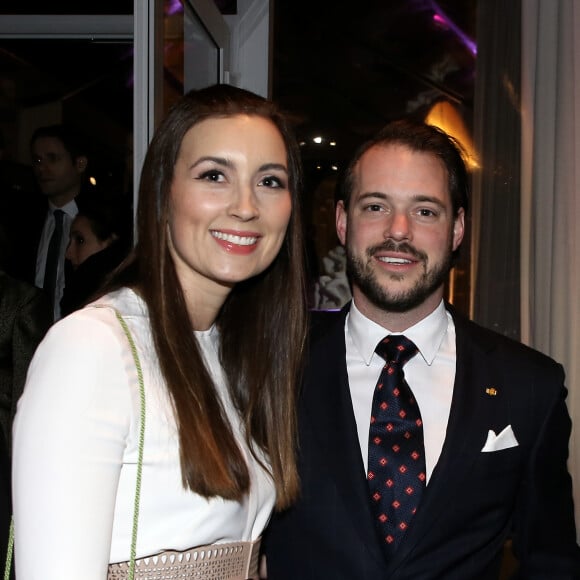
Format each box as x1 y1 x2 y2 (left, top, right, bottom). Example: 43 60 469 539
229 185 259 221
65 242 74 263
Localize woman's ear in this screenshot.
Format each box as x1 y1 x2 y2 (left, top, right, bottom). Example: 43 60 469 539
100 234 117 251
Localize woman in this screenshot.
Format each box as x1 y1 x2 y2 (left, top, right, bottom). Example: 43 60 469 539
61 196 132 315
12 84 307 579
65 200 125 271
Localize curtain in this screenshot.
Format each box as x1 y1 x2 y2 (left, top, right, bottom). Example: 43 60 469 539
471 0 521 340
520 0 580 537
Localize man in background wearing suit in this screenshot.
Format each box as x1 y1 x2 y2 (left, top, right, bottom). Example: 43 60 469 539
264 120 580 579
27 125 88 321
0 269 52 453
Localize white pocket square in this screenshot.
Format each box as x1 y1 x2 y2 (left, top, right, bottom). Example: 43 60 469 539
481 425 519 452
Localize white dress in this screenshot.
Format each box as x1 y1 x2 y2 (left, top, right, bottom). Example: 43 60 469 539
12 288 276 580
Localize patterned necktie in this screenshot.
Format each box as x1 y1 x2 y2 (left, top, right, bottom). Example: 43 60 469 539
43 209 65 302
367 334 425 555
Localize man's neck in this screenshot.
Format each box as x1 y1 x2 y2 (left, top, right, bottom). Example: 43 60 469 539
48 191 77 208
351 289 444 333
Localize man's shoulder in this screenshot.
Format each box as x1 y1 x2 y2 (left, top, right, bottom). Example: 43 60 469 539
0 270 47 308
450 305 562 373
309 307 347 341
302 309 349 390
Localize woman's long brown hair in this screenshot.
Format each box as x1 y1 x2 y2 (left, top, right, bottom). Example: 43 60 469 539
107 85 307 509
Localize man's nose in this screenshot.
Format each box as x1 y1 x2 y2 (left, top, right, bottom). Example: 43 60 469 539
33 160 48 174
384 211 410 241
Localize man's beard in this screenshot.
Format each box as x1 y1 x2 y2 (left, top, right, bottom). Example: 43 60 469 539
345 239 453 313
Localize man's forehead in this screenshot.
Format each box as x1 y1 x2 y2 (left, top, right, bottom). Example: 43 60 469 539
32 136 67 154
348 143 451 208
357 142 444 170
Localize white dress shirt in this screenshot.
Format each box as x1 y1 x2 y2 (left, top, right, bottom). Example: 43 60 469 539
345 299 456 482
34 198 78 320
12 288 275 580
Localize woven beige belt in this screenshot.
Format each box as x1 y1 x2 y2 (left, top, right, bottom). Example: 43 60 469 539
108 537 261 580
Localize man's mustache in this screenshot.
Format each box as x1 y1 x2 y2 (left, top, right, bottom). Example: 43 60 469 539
365 240 427 262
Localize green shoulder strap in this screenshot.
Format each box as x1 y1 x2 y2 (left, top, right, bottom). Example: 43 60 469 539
3 308 146 580
114 309 147 580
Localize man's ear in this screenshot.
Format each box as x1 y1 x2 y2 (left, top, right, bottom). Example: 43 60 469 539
76 155 88 173
452 207 465 251
336 200 348 246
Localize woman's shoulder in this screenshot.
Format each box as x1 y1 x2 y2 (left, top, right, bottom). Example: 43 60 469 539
44 287 148 351
78 287 148 320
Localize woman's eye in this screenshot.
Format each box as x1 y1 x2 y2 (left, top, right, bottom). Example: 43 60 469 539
197 170 225 182
78 237 85 245
259 175 284 188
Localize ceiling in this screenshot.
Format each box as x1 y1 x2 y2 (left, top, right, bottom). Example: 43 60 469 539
0 0 477 194
271 0 477 186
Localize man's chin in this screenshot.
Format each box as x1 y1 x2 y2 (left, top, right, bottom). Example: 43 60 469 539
372 266 418 286
352 267 445 314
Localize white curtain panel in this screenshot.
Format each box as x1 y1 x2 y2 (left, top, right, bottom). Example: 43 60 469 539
521 0 580 538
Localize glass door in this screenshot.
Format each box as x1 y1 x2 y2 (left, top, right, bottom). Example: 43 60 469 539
162 0 230 115
0 0 230 225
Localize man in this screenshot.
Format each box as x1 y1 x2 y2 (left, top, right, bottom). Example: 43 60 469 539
29 124 88 320
264 120 580 579
0 268 52 451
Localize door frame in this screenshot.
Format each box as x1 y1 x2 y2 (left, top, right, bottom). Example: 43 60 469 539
0 0 230 227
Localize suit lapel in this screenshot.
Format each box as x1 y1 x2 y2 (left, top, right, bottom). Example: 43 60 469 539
302 307 388 569
386 307 509 574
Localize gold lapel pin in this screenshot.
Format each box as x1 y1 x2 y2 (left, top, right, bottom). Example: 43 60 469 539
485 387 498 396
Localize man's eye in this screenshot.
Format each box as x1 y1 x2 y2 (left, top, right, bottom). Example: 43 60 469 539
33 154 62 164
418 208 437 217
365 204 383 212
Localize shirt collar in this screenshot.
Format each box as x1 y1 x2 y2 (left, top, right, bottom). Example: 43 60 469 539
347 299 448 366
48 197 78 218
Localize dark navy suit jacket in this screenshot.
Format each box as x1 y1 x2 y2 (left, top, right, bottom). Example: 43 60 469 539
264 304 580 579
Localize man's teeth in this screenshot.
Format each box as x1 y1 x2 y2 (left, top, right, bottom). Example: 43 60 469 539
378 257 412 264
212 231 258 246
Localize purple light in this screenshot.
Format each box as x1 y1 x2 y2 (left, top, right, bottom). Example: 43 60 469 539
432 14 447 27
166 0 184 16
429 0 477 56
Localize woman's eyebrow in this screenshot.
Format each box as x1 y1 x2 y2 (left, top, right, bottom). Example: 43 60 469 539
189 155 233 170
259 162 288 174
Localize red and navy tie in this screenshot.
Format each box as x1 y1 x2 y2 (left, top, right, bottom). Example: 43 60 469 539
367 335 425 555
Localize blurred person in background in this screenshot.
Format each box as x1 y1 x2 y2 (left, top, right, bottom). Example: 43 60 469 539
61 195 132 316
28 124 90 320
0 223 52 453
